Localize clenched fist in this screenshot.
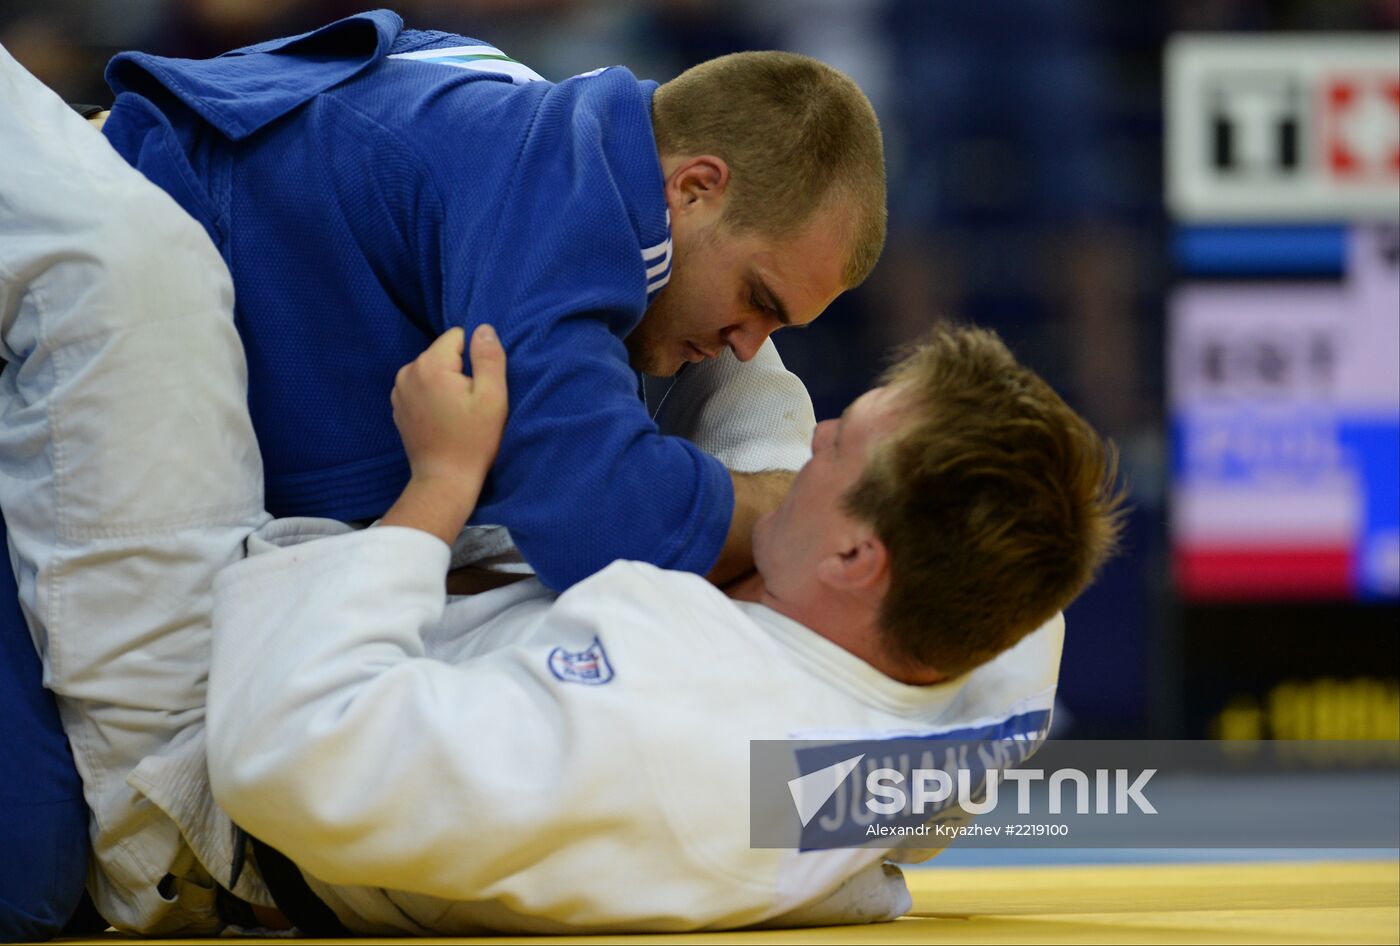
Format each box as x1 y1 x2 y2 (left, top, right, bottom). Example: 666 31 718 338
390 324 508 485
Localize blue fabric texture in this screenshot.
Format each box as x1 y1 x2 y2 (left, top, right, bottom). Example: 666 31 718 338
0 516 90 942
101 9 732 590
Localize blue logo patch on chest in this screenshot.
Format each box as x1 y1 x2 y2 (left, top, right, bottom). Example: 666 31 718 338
547 637 615 685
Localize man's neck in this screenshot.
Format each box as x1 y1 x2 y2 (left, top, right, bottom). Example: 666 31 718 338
721 569 765 602
729 577 949 686
87 110 110 131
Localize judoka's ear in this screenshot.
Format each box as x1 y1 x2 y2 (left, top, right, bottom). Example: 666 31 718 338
818 531 888 594
661 154 730 217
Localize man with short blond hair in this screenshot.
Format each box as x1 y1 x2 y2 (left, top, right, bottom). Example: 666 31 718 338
653 50 887 276
651 50 886 285
97 9 887 591
625 50 886 378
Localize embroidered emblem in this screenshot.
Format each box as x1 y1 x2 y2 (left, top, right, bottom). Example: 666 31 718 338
547 637 615 685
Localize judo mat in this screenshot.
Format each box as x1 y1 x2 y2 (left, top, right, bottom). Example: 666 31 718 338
52 857 1400 945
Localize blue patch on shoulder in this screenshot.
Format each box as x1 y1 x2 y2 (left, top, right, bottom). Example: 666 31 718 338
547 637 615 685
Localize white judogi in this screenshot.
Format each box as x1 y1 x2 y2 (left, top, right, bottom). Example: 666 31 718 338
207 519 1063 935
0 43 272 933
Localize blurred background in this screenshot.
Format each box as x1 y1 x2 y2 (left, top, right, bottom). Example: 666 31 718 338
5 0 1396 740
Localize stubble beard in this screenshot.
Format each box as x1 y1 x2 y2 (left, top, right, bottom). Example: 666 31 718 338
626 300 682 377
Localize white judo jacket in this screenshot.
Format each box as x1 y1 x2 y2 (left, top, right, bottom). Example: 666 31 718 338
207 519 1063 935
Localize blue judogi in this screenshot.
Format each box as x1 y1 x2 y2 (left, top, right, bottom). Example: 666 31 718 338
102 9 731 590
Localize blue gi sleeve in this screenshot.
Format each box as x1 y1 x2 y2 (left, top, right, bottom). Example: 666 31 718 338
420 72 734 591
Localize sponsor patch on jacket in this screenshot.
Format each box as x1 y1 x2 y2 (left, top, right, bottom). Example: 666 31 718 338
547 637 615 685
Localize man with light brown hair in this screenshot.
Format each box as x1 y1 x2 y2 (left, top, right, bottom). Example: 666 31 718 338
202 322 1123 934
735 322 1125 683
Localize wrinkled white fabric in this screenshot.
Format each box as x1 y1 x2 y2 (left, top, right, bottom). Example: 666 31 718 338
654 338 816 472
0 44 271 933
208 520 1063 934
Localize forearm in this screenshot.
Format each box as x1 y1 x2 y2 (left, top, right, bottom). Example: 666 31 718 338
707 469 794 585
379 473 486 547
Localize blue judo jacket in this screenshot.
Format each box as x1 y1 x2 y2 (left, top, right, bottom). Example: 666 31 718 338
101 9 732 590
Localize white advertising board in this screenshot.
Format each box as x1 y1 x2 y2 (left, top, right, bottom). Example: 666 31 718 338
1167 35 1400 222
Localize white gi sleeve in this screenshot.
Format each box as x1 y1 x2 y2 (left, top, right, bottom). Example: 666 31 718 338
652 338 816 472
207 526 584 897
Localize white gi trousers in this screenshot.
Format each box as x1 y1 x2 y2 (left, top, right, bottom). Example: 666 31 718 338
0 44 269 933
